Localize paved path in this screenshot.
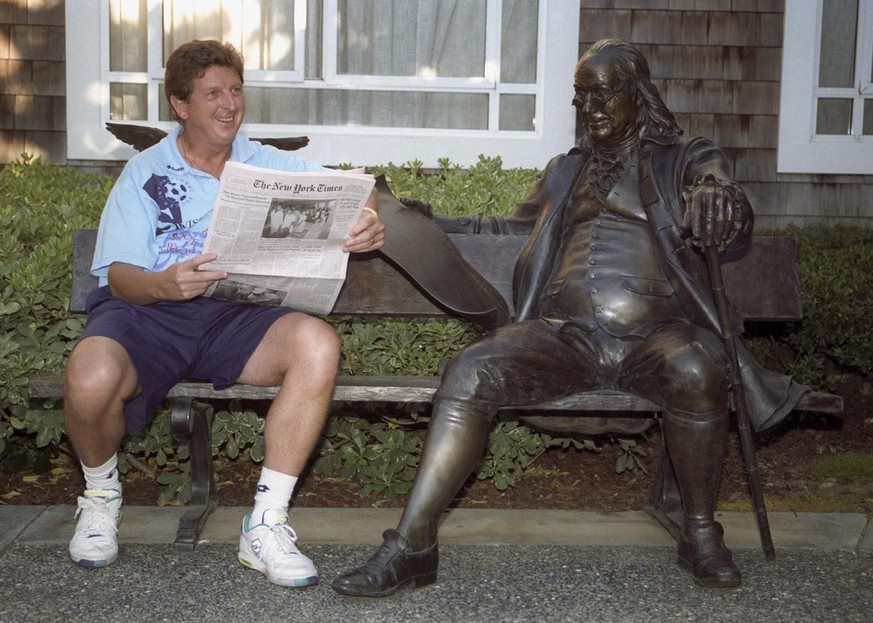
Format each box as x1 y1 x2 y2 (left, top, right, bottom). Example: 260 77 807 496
1 506 871 622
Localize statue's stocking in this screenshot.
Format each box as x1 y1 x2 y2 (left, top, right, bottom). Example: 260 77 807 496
661 407 728 529
397 399 492 550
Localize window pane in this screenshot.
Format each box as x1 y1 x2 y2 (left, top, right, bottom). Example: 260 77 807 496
816 98 853 134
337 0 486 78
109 0 147 72
110 83 148 121
818 0 858 88
163 1 295 71
501 0 537 83
244 87 488 129
499 94 535 130
864 100 873 135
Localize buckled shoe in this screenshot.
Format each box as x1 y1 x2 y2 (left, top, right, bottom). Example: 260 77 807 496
331 529 438 597
677 519 742 588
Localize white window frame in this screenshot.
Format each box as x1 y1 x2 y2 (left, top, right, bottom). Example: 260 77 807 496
778 0 873 174
66 0 580 168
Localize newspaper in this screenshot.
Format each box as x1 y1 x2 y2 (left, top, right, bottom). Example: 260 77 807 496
201 161 376 315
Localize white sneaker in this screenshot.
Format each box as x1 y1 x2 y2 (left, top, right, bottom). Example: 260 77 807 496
69 489 122 568
238 509 318 587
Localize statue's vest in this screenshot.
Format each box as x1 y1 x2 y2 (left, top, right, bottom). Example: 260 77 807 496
538 159 683 337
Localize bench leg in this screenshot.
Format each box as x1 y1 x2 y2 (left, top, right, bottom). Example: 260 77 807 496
644 437 682 542
170 398 218 550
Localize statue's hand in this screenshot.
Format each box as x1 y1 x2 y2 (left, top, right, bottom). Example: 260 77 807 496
682 174 749 250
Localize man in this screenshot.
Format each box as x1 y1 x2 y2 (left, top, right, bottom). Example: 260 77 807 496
332 39 806 595
64 40 384 588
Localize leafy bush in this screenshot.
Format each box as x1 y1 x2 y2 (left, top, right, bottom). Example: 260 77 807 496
0 156 111 464
5 154 872 505
332 316 482 376
745 225 873 391
787 224 873 386
372 155 541 217
813 452 873 479
314 413 424 501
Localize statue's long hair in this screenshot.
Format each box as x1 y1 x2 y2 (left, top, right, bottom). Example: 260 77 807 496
576 39 682 149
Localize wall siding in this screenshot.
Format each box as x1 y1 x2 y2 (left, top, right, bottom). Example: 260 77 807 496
0 0 65 164
0 1 870 227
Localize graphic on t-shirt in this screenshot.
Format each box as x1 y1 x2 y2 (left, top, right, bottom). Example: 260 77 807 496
153 229 207 272
143 174 189 235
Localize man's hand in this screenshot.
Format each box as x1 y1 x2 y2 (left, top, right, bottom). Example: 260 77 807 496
343 191 385 253
682 174 749 250
107 255 227 305
161 253 228 300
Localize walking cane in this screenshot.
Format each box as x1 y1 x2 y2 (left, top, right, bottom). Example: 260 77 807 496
704 244 777 561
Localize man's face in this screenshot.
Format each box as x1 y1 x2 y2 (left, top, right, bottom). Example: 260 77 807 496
171 64 245 147
573 53 637 147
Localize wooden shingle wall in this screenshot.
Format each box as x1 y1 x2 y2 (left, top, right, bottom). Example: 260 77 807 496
579 0 873 228
0 0 66 164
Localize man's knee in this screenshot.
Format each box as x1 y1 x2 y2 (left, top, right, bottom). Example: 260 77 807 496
303 318 342 368
64 337 137 400
64 338 137 416
278 314 341 373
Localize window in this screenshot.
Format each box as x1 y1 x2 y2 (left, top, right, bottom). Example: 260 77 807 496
66 0 580 168
778 0 873 174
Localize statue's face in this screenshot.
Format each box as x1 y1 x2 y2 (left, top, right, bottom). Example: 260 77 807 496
573 53 638 147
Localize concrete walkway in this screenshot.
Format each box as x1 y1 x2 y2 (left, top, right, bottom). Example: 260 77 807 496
1 506 871 622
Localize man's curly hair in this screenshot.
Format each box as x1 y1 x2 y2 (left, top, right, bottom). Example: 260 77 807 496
164 40 245 122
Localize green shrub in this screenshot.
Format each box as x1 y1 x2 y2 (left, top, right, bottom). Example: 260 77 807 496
813 452 873 480
314 412 424 501
332 316 482 376
745 225 873 391
788 224 873 386
0 155 111 462
372 155 541 217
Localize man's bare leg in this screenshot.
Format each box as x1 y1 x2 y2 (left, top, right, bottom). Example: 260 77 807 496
64 336 138 567
235 312 341 587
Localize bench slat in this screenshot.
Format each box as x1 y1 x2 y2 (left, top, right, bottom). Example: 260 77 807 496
29 374 843 414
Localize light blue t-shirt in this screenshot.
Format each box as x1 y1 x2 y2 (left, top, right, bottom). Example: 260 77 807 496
91 125 327 286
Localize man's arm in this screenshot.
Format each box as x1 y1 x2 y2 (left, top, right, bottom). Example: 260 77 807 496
107 255 228 305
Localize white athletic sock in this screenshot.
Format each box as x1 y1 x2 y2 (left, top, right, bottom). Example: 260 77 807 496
251 467 297 521
81 454 121 494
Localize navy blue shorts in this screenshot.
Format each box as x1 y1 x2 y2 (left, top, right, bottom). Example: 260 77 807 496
78 286 296 432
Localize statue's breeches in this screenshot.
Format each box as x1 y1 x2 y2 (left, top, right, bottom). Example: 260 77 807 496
434 318 730 419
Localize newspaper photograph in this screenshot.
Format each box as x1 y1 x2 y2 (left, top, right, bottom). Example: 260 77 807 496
202 161 375 315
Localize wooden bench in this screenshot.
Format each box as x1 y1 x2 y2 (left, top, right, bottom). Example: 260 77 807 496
28 228 843 550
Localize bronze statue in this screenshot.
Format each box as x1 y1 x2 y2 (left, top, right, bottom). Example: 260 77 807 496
331 39 808 595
